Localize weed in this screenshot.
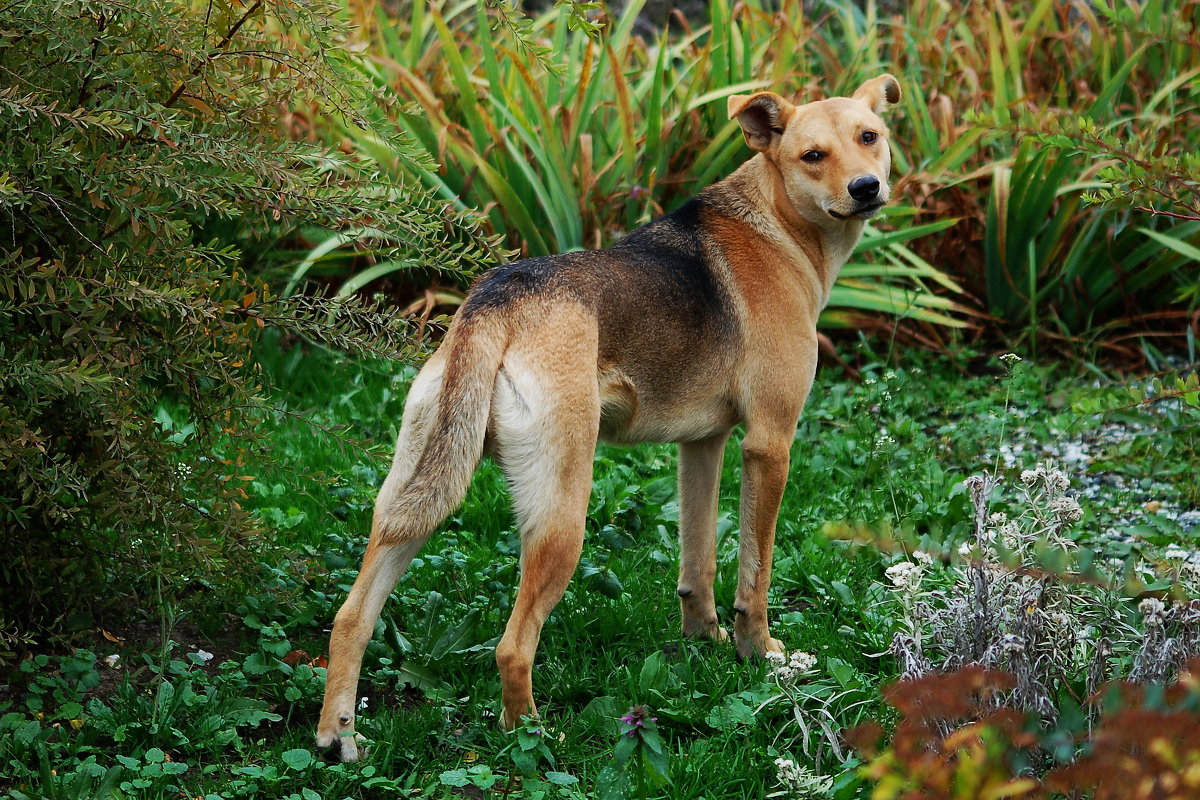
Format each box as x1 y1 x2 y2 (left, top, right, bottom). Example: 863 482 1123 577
885 460 1198 727
595 704 670 800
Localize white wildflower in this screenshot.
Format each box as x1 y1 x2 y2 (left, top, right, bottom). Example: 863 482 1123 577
1139 598 1166 628
998 521 1022 549
1045 468 1071 491
774 758 802 787
773 666 797 683
764 650 787 665
999 353 1022 365
1050 496 1083 524
1020 468 1040 486
912 550 934 566
987 512 1009 527
774 757 833 797
789 651 817 673
1165 546 1189 560
1000 633 1025 654
958 541 974 557
885 561 922 591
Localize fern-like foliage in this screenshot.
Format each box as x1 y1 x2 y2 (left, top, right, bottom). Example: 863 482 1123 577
0 0 499 636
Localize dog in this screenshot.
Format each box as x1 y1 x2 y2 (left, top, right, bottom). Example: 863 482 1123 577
316 74 901 761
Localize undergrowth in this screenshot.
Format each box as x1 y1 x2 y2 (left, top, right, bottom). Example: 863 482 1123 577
1 344 1197 798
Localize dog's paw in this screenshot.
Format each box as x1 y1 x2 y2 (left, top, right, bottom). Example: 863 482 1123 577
316 729 365 763
733 632 784 661
683 617 730 644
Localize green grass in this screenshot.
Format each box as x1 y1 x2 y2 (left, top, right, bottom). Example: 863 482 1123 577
2 344 1197 799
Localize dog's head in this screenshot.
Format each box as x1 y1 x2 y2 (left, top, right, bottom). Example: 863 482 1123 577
728 75 901 224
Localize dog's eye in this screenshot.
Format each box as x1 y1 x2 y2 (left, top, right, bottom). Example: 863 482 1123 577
861 130 878 144
800 150 824 163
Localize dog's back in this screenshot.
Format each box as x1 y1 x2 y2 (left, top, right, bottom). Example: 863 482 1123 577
462 193 757 443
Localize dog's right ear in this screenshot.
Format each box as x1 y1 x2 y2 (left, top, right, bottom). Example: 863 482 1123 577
728 92 794 152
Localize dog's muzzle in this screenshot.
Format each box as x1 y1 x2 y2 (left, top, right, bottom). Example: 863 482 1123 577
828 175 887 220
827 199 886 220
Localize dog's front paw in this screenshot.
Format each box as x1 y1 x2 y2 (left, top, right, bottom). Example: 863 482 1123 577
734 630 785 661
683 615 730 644
316 711 366 763
316 729 365 763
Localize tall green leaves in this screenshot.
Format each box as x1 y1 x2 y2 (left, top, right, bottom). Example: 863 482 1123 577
311 0 968 328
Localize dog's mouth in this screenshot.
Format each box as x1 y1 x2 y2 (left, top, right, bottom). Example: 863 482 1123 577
828 201 885 221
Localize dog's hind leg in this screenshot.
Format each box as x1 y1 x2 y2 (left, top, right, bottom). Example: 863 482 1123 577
490 330 599 728
317 361 445 761
676 432 731 642
316 532 426 761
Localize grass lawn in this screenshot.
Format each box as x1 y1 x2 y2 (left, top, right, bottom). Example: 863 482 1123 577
3 343 1198 799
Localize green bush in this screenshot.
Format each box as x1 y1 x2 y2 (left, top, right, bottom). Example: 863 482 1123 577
0 0 497 639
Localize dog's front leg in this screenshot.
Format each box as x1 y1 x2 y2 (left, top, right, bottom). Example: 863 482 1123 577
677 432 732 642
732 426 794 659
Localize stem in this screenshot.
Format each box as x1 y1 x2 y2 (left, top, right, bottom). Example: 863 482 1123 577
1134 205 1200 222
992 372 1013 477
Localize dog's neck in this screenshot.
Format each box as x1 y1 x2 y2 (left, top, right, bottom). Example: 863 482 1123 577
715 156 866 309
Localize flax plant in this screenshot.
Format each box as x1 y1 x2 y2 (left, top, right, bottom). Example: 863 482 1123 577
295 0 970 331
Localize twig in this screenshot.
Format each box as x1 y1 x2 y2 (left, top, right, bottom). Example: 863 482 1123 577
1134 206 1200 222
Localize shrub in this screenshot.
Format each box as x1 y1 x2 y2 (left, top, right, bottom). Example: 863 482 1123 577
850 660 1200 800
897 0 1200 352
0 0 497 639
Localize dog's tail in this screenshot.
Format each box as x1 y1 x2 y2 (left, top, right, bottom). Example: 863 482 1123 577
373 313 507 543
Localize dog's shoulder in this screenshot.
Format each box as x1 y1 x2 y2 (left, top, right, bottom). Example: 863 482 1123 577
613 197 708 261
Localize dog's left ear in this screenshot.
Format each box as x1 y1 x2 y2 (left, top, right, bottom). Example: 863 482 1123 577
851 74 901 115
728 92 795 151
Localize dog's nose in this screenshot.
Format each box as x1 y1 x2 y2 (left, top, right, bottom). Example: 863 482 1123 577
847 176 880 202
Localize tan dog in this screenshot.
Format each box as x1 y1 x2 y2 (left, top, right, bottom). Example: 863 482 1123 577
317 74 901 761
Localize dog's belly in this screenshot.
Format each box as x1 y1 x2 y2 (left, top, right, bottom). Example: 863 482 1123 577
597 365 737 444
